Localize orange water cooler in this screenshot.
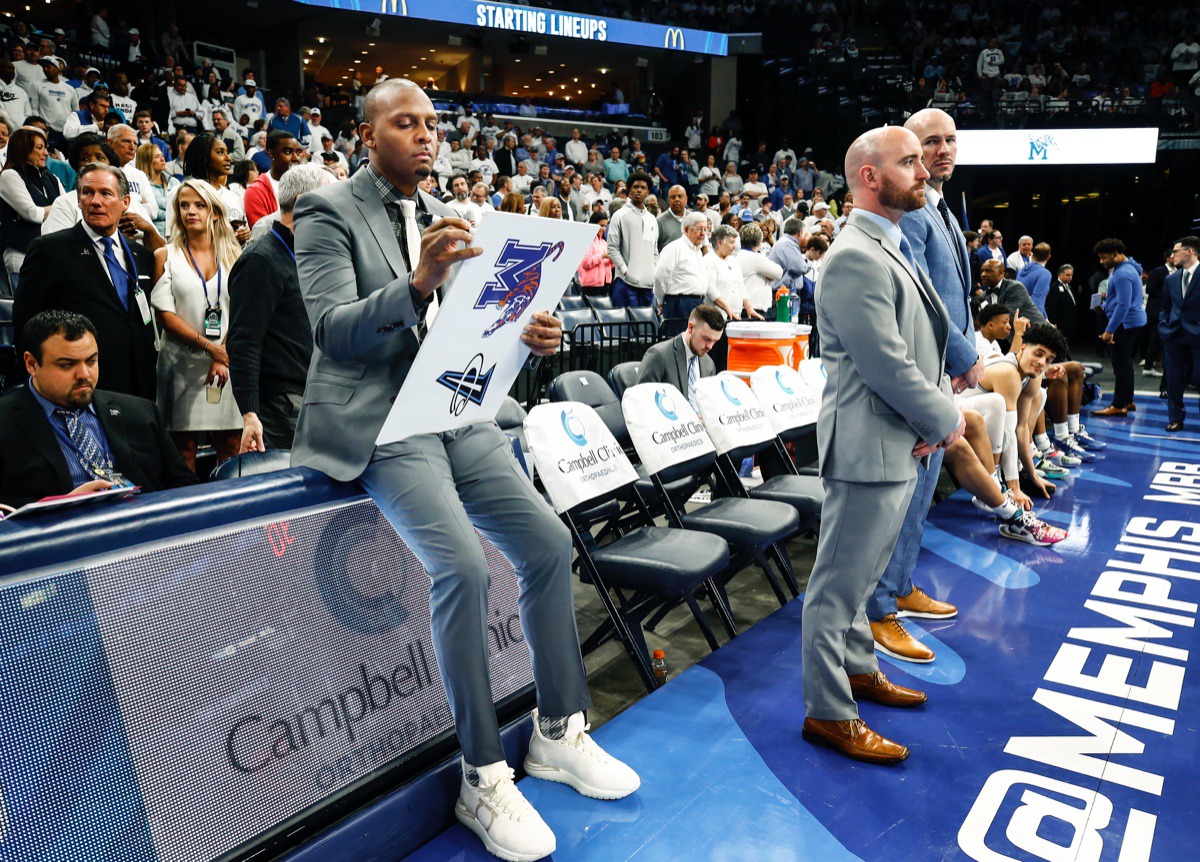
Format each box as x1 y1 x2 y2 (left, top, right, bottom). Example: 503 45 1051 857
726 322 811 374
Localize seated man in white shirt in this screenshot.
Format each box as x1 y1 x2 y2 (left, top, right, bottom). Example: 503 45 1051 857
742 169 768 211
582 173 612 209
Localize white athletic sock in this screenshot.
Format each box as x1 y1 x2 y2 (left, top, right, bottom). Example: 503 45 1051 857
993 498 1020 519
1068 413 1081 433
1034 433 1051 453
1053 422 1069 439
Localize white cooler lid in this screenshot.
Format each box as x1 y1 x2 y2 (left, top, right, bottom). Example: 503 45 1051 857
725 322 800 339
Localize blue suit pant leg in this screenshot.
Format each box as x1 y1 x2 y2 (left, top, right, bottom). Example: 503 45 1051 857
866 448 943 621
1163 337 1200 424
359 422 589 767
613 277 653 308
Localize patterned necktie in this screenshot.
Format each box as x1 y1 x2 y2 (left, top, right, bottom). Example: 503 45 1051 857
54 408 111 480
936 197 956 237
687 356 698 411
398 198 439 335
99 236 131 309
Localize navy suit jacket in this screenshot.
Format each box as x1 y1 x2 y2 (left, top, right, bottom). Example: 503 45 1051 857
975 244 1006 265
1159 267 1200 344
900 189 977 376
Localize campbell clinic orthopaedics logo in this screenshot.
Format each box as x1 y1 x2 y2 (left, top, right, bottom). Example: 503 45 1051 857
664 27 685 50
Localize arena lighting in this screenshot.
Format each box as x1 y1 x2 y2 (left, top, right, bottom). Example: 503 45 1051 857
956 128 1159 166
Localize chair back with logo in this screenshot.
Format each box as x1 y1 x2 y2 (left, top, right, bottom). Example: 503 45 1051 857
621 382 716 480
524 402 640 514
798 357 827 394
750 364 820 435
692 372 775 458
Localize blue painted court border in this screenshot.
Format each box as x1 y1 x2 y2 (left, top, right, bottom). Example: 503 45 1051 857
403 407 1200 861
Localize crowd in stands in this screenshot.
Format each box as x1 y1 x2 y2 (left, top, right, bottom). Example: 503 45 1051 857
891 1 1200 125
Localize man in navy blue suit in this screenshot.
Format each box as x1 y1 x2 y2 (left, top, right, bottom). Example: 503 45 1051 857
867 108 983 664
975 228 1006 268
1160 236 1200 431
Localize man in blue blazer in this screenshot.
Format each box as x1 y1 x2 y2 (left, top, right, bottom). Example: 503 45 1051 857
1160 236 1200 431
975 228 1006 267
867 108 983 664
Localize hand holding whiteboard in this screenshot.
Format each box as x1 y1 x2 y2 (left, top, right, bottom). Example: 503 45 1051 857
376 212 599 445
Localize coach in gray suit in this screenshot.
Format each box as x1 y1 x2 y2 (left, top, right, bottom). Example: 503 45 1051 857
800 127 964 765
865 108 982 662
292 79 638 860
635 304 722 405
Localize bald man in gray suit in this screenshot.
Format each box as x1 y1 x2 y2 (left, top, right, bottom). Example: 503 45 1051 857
800 127 964 765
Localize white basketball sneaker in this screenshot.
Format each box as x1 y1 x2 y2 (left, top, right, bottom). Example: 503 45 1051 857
455 760 556 862
524 709 641 800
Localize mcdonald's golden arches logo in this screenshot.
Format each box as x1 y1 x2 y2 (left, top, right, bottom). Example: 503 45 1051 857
664 27 685 50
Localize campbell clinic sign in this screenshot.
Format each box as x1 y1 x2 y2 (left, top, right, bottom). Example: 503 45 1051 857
956 128 1159 166
295 0 731 55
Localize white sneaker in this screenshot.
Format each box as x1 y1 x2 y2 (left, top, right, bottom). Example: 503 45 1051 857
524 710 641 800
455 760 556 862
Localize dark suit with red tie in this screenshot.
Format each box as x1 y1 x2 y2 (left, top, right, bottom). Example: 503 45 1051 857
13 224 157 399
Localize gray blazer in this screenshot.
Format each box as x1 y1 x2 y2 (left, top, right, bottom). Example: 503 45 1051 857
636 333 714 394
290 168 453 481
815 209 960 483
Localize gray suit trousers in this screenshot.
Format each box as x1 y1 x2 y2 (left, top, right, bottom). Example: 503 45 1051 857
359 421 591 766
802 476 917 720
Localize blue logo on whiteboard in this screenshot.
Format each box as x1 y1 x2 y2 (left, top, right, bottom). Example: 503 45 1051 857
720 378 742 406
436 353 495 415
561 409 587 446
1028 134 1059 161
655 389 678 420
774 369 794 395
478 239 565 337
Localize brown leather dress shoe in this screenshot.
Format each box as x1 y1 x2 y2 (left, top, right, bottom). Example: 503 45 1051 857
849 671 928 707
870 613 935 663
802 717 909 764
1167 421 1185 432
1124 403 1136 412
1091 405 1128 417
896 585 957 620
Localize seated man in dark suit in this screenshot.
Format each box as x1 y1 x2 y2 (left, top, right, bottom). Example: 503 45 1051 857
0 310 197 510
13 163 157 400
635 303 722 408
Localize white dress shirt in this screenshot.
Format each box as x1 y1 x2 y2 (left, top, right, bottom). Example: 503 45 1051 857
654 235 716 305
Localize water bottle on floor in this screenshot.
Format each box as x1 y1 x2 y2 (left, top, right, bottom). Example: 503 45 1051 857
651 649 669 687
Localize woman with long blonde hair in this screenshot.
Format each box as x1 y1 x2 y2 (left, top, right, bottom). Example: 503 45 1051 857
150 178 244 470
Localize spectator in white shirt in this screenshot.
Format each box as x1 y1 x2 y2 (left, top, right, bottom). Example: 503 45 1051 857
305 107 331 156
107 123 159 223
1171 35 1200 85
511 161 533 196
233 82 264 127
655 212 724 320
742 169 768 211
469 144 498 187
0 59 32 129
446 139 470 174
518 97 537 118
705 224 756 320
564 128 588 166
583 173 612 209
12 43 44 98
469 182 495 222
33 58 76 137
127 28 144 63
739 222 785 317
167 77 200 133
63 92 111 142
446 175 477 226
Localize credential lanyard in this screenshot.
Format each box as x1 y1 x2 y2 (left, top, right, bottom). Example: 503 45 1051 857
184 241 221 310
271 227 296 262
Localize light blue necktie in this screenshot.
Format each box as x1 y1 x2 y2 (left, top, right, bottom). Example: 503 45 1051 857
54 409 110 480
687 356 698 411
99 236 131 309
899 234 921 276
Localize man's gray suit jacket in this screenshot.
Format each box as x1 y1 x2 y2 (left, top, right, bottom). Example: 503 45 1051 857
814 209 961 483
290 168 452 481
636 333 715 393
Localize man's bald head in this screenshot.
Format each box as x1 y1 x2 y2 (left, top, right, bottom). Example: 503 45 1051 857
904 108 954 139
844 126 928 221
904 108 958 187
363 78 426 126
